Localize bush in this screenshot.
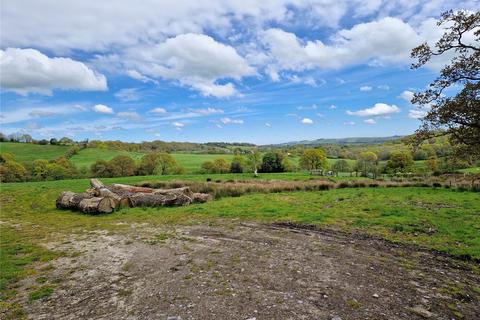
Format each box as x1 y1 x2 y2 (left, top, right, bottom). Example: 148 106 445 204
261 152 285 173
230 155 245 173
299 148 328 173
109 155 136 177
0 160 27 182
138 152 184 175
90 159 114 178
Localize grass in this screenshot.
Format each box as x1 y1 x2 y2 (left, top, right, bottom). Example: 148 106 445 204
69 148 145 168
1 174 479 316
0 142 68 162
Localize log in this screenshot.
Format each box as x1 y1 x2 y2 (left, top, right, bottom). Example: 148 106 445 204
57 179 211 213
90 178 105 190
128 192 192 207
56 191 93 209
192 193 212 203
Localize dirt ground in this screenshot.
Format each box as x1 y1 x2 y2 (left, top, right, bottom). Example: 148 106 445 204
18 221 480 320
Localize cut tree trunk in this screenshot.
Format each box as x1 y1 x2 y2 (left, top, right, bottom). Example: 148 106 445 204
57 178 210 214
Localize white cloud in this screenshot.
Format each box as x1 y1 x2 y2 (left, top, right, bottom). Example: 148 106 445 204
117 111 142 121
360 85 372 92
297 104 318 110
343 121 355 125
149 107 167 114
347 103 400 117
172 121 185 128
378 84 390 90
262 17 422 73
364 118 376 124
408 109 427 119
220 117 244 124
400 90 415 104
0 48 107 95
93 104 114 114
118 33 255 98
265 122 272 127
301 118 314 124
190 107 224 115
114 88 140 102
329 104 337 109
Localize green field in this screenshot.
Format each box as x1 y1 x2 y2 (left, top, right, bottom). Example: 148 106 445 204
1 174 479 315
69 148 145 168
0 142 69 162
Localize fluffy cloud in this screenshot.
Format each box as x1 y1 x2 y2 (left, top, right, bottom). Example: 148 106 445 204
0 48 107 95
360 86 372 92
93 104 114 114
262 17 422 74
148 108 167 114
364 118 377 124
5 1 468 53
408 109 428 119
347 103 400 117
172 122 185 128
400 90 415 103
220 117 244 124
116 33 255 97
301 118 314 124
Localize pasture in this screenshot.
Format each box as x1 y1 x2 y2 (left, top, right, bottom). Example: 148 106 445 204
1 173 479 319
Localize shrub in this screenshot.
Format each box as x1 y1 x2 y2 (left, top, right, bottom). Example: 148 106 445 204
0 160 27 182
261 152 285 173
109 155 136 177
230 155 245 173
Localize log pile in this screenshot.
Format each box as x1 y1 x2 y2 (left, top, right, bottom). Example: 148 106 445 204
56 178 211 214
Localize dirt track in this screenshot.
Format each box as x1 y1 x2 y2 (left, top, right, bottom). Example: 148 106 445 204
21 222 480 320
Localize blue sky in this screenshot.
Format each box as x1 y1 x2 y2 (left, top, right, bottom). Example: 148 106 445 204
0 1 477 144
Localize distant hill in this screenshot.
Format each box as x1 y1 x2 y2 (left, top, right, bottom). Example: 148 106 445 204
265 135 405 147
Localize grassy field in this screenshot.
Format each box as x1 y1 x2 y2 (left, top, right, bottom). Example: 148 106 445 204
0 142 69 162
69 148 145 168
1 174 479 315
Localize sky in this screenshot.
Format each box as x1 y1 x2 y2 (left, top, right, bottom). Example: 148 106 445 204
0 0 478 144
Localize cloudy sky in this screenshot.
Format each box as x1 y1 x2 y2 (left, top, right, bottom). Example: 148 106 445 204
0 1 477 144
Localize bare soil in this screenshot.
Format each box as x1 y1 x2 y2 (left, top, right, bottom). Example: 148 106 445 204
19 222 480 320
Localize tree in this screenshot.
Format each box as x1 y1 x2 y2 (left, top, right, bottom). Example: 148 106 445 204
247 149 262 176
385 151 414 173
410 10 480 158
261 152 285 173
154 153 184 175
109 155 136 177
426 156 439 173
212 158 230 174
230 155 245 173
201 160 215 174
91 159 113 178
332 159 350 176
355 151 378 177
299 148 328 173
49 138 58 145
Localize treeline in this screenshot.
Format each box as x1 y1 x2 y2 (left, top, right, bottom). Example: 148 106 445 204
262 136 456 161
1 131 255 154
0 152 185 183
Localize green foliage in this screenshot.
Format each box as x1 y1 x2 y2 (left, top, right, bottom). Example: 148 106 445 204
108 155 136 177
137 152 184 175
0 156 27 182
246 149 262 175
385 151 414 174
201 158 231 174
355 151 378 177
230 155 245 173
299 148 328 172
332 159 351 175
90 159 113 178
261 151 286 173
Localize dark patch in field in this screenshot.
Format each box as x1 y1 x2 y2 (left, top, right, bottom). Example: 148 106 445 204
16 222 480 320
